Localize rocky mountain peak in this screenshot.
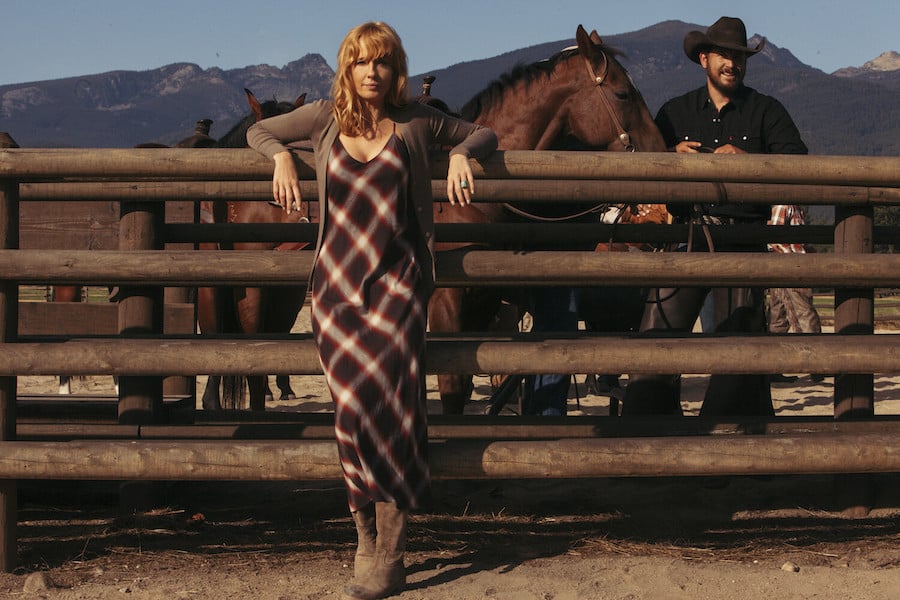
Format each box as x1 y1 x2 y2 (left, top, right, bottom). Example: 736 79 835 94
833 51 900 76
863 51 900 72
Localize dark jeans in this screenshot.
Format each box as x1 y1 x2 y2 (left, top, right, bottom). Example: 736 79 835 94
623 285 774 417
522 287 578 416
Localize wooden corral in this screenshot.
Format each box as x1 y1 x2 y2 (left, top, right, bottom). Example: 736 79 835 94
1 145 900 571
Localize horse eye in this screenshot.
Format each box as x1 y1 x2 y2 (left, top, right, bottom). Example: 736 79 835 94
614 90 630 101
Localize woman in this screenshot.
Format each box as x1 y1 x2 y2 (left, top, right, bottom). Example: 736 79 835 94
247 21 497 599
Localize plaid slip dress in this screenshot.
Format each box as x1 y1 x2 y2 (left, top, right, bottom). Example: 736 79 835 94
311 129 430 511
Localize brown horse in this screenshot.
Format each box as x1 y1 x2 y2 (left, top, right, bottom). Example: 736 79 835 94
197 89 309 411
428 25 668 414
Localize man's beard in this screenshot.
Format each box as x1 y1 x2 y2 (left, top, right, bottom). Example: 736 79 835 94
707 65 743 95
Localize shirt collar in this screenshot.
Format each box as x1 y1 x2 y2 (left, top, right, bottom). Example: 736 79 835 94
698 85 751 113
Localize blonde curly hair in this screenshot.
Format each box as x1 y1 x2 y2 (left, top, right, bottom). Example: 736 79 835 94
332 22 409 137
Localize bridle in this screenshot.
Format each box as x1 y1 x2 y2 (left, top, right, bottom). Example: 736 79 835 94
501 46 638 223
581 48 636 152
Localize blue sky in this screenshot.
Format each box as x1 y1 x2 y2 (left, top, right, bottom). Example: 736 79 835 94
3 0 897 86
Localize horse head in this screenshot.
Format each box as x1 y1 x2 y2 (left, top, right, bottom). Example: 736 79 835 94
214 89 306 148
245 88 307 121
566 25 666 153
461 25 665 153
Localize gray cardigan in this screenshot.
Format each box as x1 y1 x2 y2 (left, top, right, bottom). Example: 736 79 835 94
246 99 498 292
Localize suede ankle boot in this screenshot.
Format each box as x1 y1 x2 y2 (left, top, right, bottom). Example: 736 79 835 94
350 503 377 579
342 501 407 600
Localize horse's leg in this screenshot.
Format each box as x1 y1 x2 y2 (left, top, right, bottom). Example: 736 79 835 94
262 375 296 403
58 376 72 395
275 375 297 401
197 285 223 410
201 375 223 411
236 286 269 411
429 286 505 414
429 287 472 414
246 376 268 411
263 285 305 402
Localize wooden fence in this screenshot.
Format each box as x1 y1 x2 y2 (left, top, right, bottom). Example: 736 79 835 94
1 145 900 570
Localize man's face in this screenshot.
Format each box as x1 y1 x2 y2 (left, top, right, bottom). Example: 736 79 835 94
700 47 748 95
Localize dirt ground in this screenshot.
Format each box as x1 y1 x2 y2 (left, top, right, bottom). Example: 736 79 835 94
3 317 900 599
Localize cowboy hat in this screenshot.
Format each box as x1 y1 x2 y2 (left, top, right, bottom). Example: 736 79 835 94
683 16 766 64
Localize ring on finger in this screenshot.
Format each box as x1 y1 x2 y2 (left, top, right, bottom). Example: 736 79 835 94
460 179 469 190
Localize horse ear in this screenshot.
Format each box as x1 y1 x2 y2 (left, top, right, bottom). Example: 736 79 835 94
245 88 263 122
590 30 603 46
295 93 307 108
575 25 594 55
576 24 588 43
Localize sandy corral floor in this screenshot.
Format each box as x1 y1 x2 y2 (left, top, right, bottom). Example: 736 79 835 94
3 313 899 599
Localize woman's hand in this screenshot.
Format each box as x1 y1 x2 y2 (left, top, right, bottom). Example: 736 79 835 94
272 151 302 214
446 153 474 206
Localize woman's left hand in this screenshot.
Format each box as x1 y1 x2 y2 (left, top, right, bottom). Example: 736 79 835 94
446 154 474 206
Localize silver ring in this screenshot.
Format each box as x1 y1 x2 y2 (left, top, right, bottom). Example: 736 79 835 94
460 179 469 190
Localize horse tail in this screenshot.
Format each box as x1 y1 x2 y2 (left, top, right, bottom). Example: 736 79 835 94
219 288 249 409
221 375 247 410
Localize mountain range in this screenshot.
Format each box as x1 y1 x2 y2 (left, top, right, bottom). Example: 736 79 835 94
1 20 897 156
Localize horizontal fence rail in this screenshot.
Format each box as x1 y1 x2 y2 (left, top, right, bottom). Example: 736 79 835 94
3 148 900 187
1 433 899 480
18 179 900 206
1 249 899 287
2 334 900 376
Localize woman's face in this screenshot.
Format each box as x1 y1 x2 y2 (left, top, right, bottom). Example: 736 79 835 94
352 41 394 106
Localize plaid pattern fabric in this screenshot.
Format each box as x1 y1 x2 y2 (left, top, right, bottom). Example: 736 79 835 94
311 134 429 511
768 204 807 254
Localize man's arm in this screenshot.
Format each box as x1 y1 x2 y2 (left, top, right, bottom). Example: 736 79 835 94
762 98 808 155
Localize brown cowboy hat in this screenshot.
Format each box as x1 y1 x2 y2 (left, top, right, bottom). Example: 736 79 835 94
683 16 766 64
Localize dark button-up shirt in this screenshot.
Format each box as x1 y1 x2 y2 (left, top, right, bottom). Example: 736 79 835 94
655 85 807 222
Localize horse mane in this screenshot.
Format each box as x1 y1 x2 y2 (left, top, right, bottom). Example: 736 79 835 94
459 44 623 122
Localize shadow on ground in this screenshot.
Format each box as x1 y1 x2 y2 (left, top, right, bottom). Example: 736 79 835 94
13 473 900 575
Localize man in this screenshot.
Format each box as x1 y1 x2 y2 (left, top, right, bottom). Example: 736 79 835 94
767 204 825 383
623 16 808 416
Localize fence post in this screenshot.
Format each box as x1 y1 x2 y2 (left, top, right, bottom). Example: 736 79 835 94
833 205 875 516
162 194 197 405
0 131 20 570
117 200 165 423
117 199 167 512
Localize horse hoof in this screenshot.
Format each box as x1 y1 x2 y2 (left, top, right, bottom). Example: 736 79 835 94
280 393 297 401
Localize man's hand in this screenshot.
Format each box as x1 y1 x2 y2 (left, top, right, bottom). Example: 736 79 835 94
674 141 708 153
712 144 746 154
